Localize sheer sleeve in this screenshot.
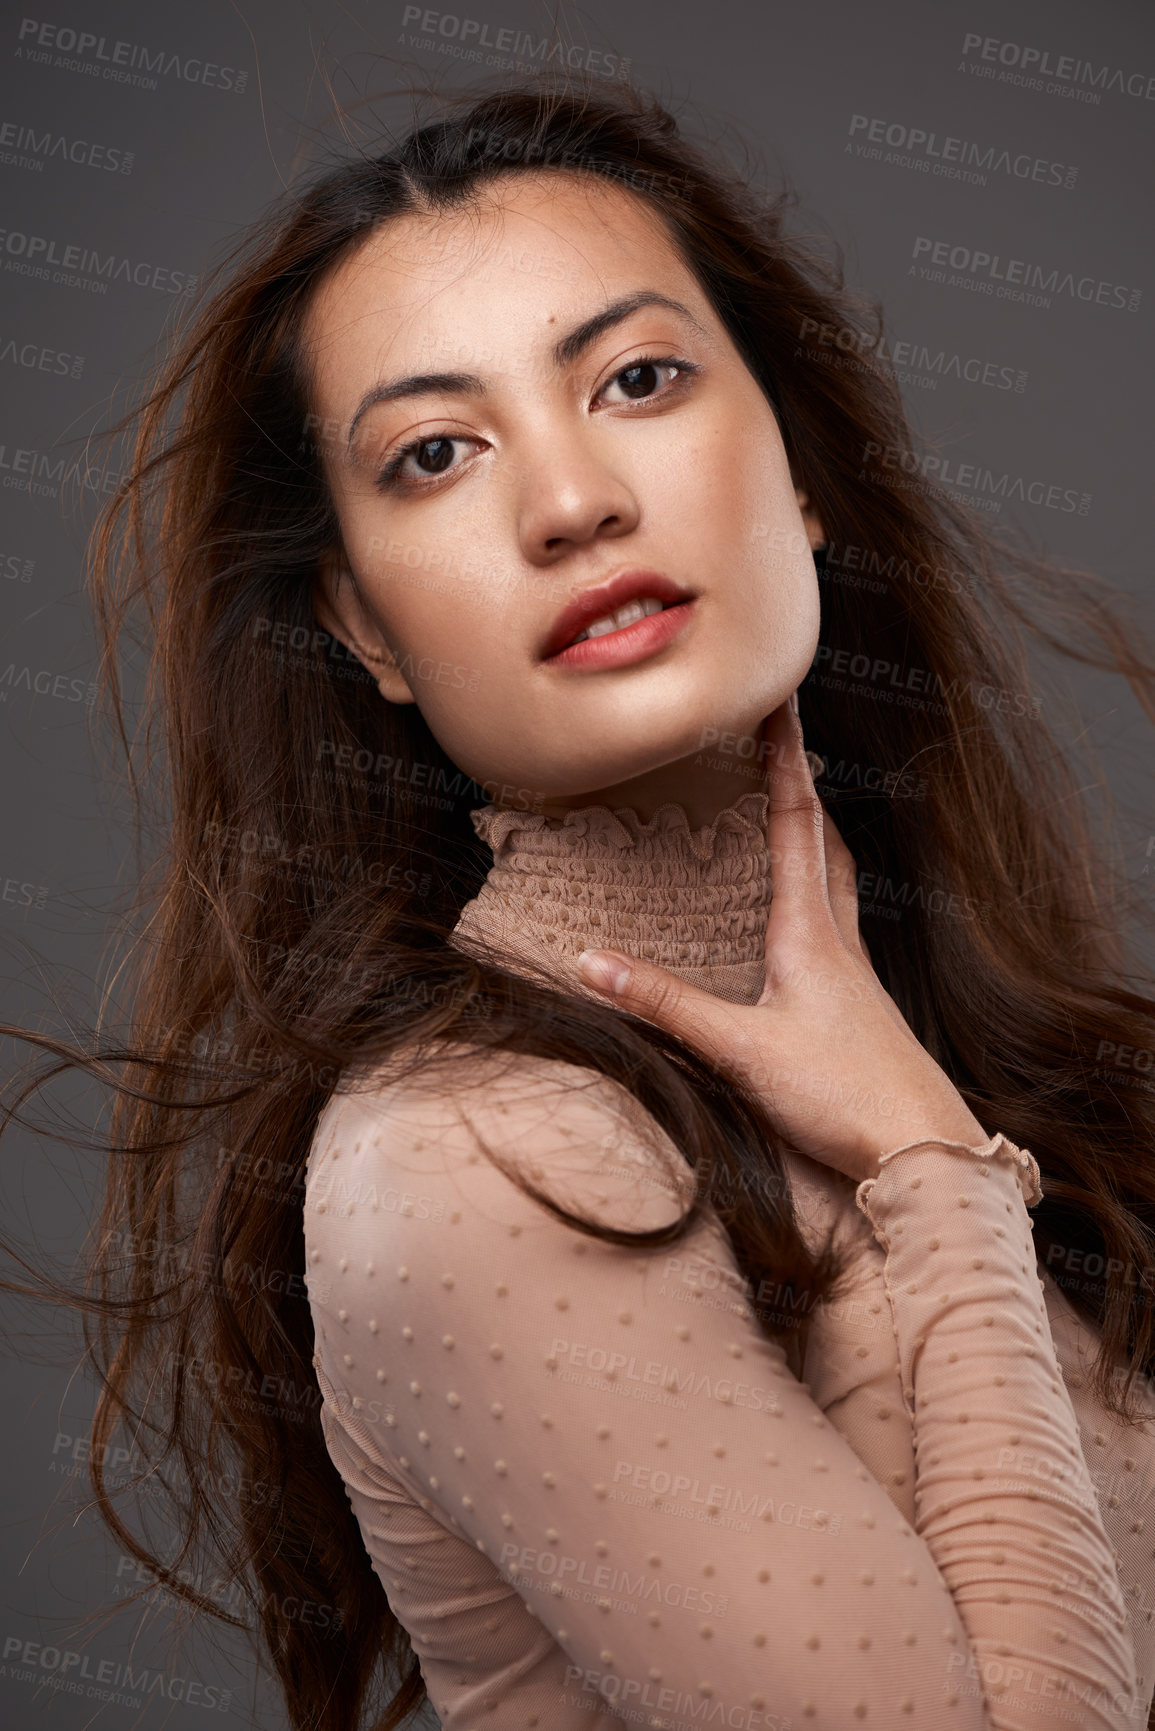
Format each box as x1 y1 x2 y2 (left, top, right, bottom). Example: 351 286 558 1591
304 1050 1138 1729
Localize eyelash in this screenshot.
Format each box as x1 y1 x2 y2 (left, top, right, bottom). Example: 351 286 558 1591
374 353 700 493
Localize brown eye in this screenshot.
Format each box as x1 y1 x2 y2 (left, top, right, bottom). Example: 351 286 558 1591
616 361 662 399
598 356 696 409
414 438 455 473
378 434 472 490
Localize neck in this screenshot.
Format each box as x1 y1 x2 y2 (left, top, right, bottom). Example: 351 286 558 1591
522 737 772 830
451 782 772 1007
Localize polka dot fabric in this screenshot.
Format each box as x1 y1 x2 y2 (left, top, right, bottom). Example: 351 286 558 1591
302 793 1154 1728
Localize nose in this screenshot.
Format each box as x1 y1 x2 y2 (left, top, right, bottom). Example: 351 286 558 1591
514 426 640 566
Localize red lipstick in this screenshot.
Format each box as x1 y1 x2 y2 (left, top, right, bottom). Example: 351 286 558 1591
539 569 696 670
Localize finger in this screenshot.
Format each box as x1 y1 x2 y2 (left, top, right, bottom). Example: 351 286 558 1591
760 697 832 934
817 817 916 1029
819 806 866 957
576 948 734 1067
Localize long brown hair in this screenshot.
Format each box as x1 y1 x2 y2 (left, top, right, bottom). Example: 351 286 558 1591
5 72 1155 1731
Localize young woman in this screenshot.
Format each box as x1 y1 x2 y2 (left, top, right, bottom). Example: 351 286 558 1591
8 74 1155 1731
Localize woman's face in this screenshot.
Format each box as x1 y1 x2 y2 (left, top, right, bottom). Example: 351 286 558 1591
306 171 822 819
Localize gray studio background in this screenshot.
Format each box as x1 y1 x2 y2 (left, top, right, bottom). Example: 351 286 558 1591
1 0 1153 1724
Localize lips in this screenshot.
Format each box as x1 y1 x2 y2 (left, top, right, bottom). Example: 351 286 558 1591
539 570 695 661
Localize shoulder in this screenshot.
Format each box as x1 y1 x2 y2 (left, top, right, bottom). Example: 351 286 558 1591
302 1044 719 1403
305 1041 696 1252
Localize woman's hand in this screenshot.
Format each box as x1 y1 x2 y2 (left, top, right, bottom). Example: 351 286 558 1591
577 695 986 1184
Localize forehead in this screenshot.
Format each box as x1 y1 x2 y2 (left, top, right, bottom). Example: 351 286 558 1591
303 173 701 395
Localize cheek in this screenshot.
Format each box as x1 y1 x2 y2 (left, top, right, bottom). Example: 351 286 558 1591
347 543 514 726
346 514 477 646
381 587 496 680
342 475 508 620
653 400 793 535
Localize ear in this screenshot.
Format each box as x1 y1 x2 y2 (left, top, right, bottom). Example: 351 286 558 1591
793 486 827 552
313 551 418 707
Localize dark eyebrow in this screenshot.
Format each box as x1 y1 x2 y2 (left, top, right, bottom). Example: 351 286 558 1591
551 290 706 367
345 291 706 451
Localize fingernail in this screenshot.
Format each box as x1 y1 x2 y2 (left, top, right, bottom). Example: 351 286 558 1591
578 949 631 995
788 690 799 716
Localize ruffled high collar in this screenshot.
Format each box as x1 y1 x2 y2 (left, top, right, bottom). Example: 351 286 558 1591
451 788 771 1005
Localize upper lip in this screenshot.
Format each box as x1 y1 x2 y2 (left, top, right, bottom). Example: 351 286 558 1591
539 569 695 660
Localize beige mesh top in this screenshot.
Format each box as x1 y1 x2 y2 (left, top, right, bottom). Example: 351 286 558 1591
303 789 1155 1729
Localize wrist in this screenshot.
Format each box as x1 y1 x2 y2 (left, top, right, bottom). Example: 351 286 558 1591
830 1115 985 1185
856 1130 1043 1208
874 1110 987 1174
